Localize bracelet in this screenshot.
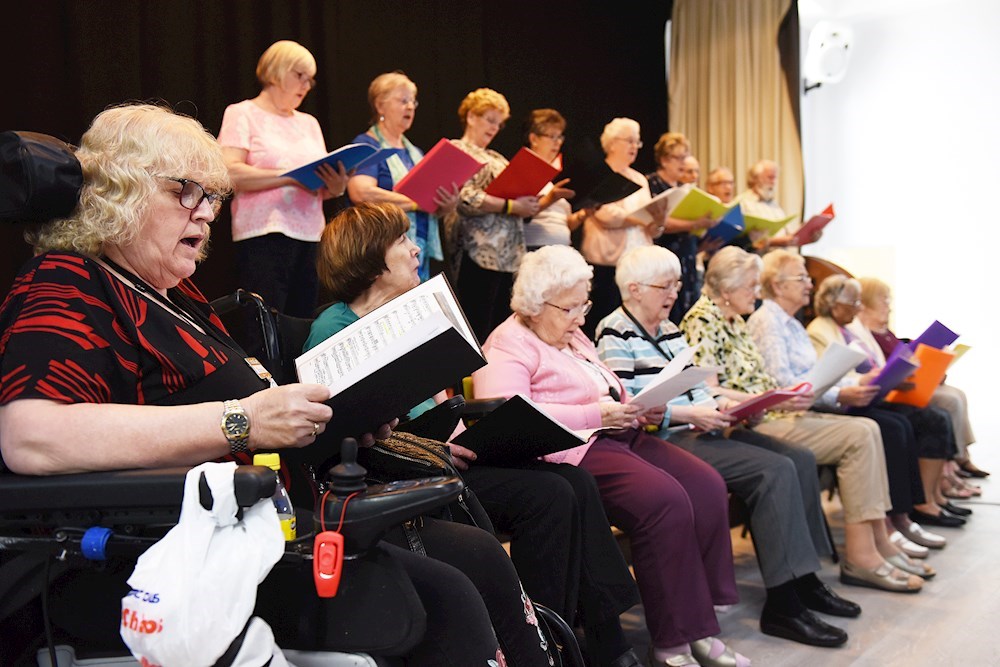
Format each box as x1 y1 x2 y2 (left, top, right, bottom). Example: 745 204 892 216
505 199 514 215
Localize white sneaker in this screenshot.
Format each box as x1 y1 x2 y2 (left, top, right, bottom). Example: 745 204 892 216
890 530 929 559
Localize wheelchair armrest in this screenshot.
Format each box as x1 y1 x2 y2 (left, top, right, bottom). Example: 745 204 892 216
461 396 507 422
0 465 276 516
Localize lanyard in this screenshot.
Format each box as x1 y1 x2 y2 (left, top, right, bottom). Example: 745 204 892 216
621 306 696 402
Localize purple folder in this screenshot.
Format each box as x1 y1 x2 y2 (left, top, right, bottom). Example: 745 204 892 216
869 350 920 404
908 320 958 351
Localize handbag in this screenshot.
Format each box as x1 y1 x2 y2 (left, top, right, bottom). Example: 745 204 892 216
359 431 495 539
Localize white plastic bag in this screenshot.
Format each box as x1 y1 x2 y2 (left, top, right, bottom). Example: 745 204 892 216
120 462 286 666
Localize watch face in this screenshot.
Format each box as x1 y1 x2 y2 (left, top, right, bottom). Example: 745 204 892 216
224 413 249 436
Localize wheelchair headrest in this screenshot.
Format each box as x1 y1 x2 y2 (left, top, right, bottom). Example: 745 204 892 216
0 130 83 224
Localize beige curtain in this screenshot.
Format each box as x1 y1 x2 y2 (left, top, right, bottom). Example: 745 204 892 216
669 0 803 222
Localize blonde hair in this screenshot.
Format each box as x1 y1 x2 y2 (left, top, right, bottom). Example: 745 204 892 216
600 118 640 153
653 132 689 163
457 88 510 128
858 277 891 308
256 40 316 88
703 246 762 299
368 71 417 124
759 249 805 298
27 103 231 257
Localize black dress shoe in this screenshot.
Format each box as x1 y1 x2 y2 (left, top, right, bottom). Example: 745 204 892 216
760 606 848 648
910 508 966 528
940 501 972 517
798 582 862 618
609 649 644 667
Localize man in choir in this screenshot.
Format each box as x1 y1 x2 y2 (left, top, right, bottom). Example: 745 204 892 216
680 155 701 186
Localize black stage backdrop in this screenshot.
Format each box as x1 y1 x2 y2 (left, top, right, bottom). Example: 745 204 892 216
1 0 672 301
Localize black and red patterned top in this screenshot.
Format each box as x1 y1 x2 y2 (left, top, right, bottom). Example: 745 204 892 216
0 251 270 468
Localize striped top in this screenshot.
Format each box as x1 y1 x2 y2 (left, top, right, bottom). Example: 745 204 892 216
595 306 716 426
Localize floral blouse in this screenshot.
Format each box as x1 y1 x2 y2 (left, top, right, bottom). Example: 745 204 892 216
679 295 778 395
445 138 525 274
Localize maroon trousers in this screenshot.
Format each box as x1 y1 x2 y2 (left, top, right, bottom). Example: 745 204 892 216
579 429 737 647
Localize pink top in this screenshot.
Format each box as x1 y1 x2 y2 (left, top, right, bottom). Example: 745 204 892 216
217 100 328 242
474 314 629 466
580 166 654 266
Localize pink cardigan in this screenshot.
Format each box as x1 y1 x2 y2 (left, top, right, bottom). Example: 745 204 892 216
473 315 629 466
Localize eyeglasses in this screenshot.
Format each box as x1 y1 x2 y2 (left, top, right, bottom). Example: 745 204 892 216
537 132 565 142
835 299 862 308
477 113 506 129
616 137 643 148
545 300 593 318
292 70 316 89
778 274 812 283
665 153 689 162
641 281 683 294
708 179 734 187
161 178 225 216
393 96 419 108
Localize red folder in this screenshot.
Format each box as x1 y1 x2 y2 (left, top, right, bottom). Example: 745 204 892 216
394 139 485 212
723 382 812 421
485 147 560 199
790 204 835 246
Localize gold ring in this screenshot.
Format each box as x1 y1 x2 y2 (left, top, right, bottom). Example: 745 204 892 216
310 422 320 437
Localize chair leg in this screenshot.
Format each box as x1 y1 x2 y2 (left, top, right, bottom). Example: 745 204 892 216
534 603 586 667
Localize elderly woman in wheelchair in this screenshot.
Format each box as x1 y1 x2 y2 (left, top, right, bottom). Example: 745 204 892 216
0 104 546 666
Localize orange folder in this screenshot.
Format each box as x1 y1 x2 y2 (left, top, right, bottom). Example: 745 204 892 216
885 344 954 408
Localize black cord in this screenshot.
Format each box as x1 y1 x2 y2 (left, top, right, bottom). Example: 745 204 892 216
41 554 58 667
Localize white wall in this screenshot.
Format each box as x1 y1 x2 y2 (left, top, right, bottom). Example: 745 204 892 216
799 0 1000 429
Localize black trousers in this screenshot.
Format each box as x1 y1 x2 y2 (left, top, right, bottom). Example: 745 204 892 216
456 254 514 344
877 402 957 459
844 406 926 513
464 462 640 628
235 233 318 318
382 518 552 666
585 264 621 340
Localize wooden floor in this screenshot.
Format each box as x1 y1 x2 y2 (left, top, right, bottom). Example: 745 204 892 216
620 435 1000 666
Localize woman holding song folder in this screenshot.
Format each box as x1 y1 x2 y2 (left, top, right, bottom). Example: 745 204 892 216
803 273 964 533
594 245 857 648
308 202 645 667
218 40 349 317
681 247 924 593
852 277 988 489
520 108 584 251
346 71 459 281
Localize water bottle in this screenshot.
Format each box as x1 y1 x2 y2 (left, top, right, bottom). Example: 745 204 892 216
253 453 297 541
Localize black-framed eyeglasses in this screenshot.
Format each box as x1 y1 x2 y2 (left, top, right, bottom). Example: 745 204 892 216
641 281 683 294
539 132 565 142
161 178 225 216
292 70 317 89
545 300 593 318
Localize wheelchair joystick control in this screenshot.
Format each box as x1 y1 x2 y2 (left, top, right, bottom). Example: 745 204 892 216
317 438 466 556
326 438 368 497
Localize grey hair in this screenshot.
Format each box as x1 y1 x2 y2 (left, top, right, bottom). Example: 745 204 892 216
703 246 762 299
814 275 862 318
615 245 681 302
511 245 594 317
760 249 805 299
600 117 640 154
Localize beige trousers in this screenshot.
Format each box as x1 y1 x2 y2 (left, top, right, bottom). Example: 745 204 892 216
930 384 975 458
754 411 891 524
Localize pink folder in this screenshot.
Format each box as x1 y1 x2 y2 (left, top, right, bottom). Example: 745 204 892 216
394 139 485 212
